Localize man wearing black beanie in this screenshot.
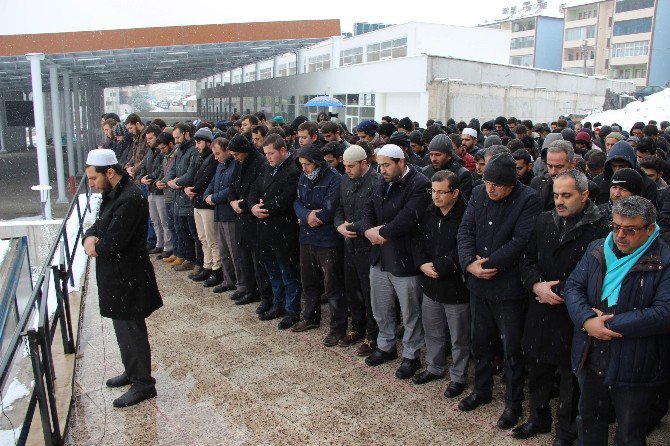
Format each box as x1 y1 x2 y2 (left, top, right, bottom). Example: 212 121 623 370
457 152 542 429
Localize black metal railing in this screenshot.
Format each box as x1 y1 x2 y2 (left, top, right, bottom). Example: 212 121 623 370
0 176 93 446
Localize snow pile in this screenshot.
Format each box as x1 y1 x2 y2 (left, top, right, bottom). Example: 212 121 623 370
584 88 670 132
1 378 30 411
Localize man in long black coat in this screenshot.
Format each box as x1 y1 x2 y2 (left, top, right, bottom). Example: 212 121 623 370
83 149 162 408
513 169 609 443
248 134 303 329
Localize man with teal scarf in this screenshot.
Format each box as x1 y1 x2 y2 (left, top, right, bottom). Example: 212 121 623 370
565 196 670 446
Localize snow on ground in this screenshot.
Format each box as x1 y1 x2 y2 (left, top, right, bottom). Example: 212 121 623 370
1 378 30 412
0 239 10 264
584 88 670 131
0 428 22 446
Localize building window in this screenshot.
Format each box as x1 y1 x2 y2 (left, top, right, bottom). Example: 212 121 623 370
613 17 653 36
615 0 655 13
566 6 598 21
232 73 242 84
366 37 407 62
510 54 534 66
305 54 331 72
244 71 256 82
564 47 595 61
565 25 596 41
277 61 296 77
611 41 650 58
340 47 363 66
259 67 273 79
510 36 535 49
610 64 648 79
512 18 535 32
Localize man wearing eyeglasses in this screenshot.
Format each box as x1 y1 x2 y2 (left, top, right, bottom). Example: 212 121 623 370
565 196 670 446
457 152 542 429
513 169 609 444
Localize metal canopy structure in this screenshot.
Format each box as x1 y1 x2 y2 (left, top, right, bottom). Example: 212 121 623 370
0 20 341 92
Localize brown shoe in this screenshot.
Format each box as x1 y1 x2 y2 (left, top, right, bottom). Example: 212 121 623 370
173 260 195 271
188 265 204 279
356 339 377 357
162 254 178 263
169 257 184 266
290 320 319 333
338 331 364 347
323 332 343 347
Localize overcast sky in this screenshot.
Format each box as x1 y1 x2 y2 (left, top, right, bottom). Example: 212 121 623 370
0 0 539 35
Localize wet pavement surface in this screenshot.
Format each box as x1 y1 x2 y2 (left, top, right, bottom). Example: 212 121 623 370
65 257 670 445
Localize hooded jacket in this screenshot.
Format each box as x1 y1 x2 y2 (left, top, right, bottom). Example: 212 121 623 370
190 146 218 210
592 141 657 206
204 157 237 222
520 201 610 364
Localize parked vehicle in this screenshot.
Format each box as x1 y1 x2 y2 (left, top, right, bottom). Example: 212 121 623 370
633 85 664 101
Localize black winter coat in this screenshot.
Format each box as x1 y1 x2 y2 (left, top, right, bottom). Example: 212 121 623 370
520 201 610 364
530 173 601 211
191 149 217 209
359 165 431 276
334 167 380 255
83 173 162 319
248 154 300 262
229 149 267 247
417 199 469 304
457 182 542 300
422 158 474 201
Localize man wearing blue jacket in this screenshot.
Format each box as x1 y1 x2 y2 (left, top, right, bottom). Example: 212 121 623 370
291 144 347 347
565 196 670 446
456 152 542 429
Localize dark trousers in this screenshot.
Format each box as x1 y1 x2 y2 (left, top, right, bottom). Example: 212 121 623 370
112 318 155 389
577 367 658 446
299 244 347 334
239 244 273 302
165 201 177 254
176 215 201 263
471 295 525 409
343 244 377 340
527 357 578 442
264 255 301 316
139 184 157 247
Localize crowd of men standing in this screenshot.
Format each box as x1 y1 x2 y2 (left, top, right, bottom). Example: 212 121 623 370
96 110 670 445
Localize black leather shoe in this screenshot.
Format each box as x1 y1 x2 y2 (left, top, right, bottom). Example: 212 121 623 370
256 300 272 315
552 438 574 446
277 313 299 330
458 392 493 412
236 293 260 305
511 420 551 439
259 306 285 321
497 407 522 429
105 373 131 388
227 289 245 299
396 357 421 379
191 268 212 282
112 385 157 408
365 348 398 367
148 247 163 254
444 381 465 398
203 270 223 287
412 369 443 385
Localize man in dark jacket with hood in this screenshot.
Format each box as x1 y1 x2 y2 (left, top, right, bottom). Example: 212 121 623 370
359 144 431 380
457 152 542 429
83 149 162 408
248 134 302 329
291 144 346 346
513 169 609 443
565 196 670 446
334 145 381 356
592 140 657 206
422 134 473 201
228 134 274 310
413 170 471 399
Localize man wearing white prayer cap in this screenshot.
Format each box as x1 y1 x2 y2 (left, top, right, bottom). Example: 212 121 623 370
82 149 163 408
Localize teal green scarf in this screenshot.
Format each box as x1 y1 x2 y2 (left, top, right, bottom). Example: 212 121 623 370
602 224 659 306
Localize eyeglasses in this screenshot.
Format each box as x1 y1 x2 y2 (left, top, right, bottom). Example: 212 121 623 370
429 188 454 196
484 180 506 190
612 223 649 236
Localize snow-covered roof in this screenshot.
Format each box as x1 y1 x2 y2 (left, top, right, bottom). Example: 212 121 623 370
584 88 670 131
563 0 602 9
480 0 564 25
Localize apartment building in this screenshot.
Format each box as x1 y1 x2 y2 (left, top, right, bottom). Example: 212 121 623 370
562 0 670 88
480 1 565 70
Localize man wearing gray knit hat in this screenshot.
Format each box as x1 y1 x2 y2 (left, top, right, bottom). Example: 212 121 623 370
457 152 542 428
422 134 474 200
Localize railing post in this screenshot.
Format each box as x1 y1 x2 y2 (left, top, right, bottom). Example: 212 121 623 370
52 265 76 354
26 329 55 446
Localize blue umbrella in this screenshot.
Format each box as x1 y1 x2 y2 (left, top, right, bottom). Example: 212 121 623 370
303 96 344 107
